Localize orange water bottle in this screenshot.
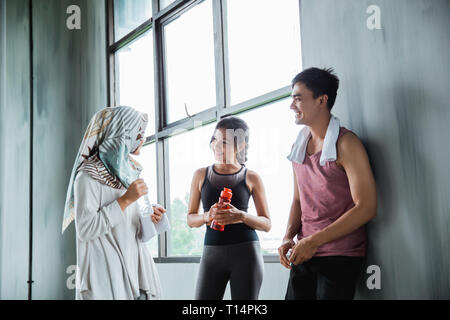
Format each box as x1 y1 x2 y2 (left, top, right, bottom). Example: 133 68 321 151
211 188 233 232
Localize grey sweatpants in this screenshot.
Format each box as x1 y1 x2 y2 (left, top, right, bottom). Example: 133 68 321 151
195 241 264 300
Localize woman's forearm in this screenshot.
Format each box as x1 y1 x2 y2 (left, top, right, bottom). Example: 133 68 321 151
117 195 132 212
187 212 207 228
242 212 271 232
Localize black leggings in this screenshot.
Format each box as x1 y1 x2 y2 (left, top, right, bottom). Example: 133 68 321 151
285 256 364 300
195 241 264 300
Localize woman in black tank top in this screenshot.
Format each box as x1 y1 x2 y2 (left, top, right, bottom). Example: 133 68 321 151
187 116 271 300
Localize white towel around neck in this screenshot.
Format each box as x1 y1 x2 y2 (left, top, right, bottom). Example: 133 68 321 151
287 114 341 166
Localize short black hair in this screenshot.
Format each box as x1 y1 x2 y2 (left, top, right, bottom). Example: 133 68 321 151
291 67 339 111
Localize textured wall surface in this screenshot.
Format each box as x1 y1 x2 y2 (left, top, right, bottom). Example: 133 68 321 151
31 0 107 299
299 0 450 299
0 0 31 300
0 0 106 299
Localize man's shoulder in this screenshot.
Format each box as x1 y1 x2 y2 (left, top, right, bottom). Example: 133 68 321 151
338 129 361 149
337 129 367 163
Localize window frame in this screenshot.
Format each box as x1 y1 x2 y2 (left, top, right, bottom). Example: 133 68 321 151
106 0 301 263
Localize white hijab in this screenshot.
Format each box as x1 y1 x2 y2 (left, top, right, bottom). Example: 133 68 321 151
62 106 148 233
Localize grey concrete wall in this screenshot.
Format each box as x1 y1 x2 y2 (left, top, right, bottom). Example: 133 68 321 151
31 0 107 299
0 0 106 299
0 0 31 300
300 0 450 299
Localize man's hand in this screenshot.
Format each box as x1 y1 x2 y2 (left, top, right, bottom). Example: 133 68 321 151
278 239 295 269
289 236 319 266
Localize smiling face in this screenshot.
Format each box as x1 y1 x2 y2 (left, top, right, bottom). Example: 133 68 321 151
290 82 328 126
210 128 237 164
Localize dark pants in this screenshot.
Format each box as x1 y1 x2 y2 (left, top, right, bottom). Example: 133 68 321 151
285 256 364 300
195 241 264 300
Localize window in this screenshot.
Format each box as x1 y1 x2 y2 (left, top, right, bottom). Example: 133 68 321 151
238 99 301 254
115 31 155 136
159 0 177 10
167 123 216 256
109 0 302 261
163 0 216 124
225 0 302 105
114 0 153 41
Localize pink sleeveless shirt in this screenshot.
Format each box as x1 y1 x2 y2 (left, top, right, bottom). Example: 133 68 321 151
292 127 367 256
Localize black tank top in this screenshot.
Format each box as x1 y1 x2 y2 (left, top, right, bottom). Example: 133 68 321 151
201 164 259 245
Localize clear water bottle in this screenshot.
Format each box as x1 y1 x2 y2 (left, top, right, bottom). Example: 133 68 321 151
138 194 154 218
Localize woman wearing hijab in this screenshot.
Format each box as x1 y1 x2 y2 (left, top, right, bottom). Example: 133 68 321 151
62 106 166 300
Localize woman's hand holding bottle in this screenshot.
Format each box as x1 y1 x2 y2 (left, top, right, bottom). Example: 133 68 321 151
204 204 218 226
117 179 148 211
151 205 166 224
213 203 245 226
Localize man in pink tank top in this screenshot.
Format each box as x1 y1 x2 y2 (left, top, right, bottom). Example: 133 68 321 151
278 67 377 300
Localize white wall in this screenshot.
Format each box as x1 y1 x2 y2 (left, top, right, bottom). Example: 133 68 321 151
156 262 290 300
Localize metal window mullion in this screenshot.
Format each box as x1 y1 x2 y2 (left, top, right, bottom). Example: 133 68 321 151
152 0 160 14
212 0 226 116
155 138 166 258
155 0 198 25
220 0 231 113
109 20 153 54
152 0 166 258
153 0 174 258
106 0 115 107
153 15 166 132
162 138 171 257
156 108 217 138
221 85 292 118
